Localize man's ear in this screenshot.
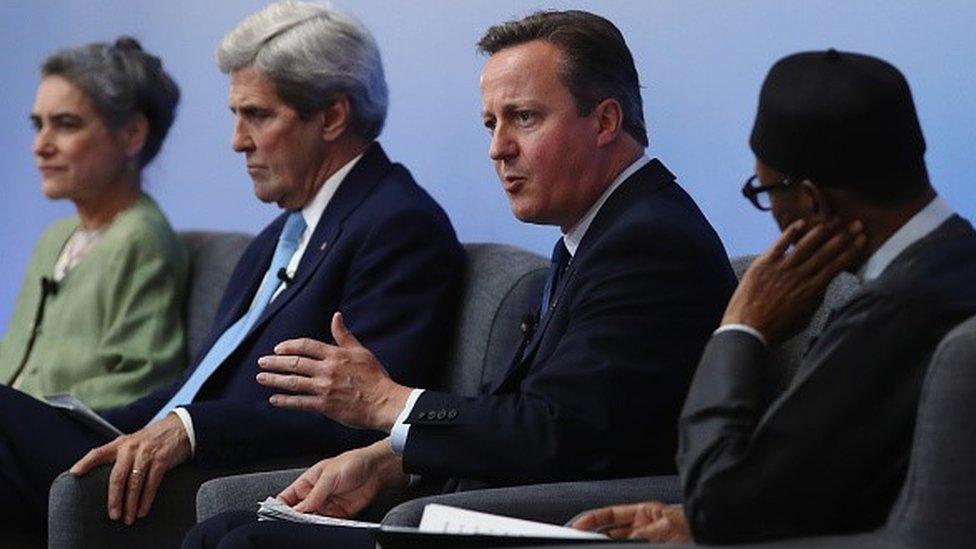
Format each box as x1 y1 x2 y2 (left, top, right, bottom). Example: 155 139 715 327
594 98 624 148
321 96 352 142
798 179 834 222
120 113 149 161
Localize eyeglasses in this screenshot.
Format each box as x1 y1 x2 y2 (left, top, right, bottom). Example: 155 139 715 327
741 174 795 211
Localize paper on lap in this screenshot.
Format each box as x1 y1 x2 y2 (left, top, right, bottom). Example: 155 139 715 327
256 497 380 528
45 393 122 438
255 498 606 540
418 503 606 539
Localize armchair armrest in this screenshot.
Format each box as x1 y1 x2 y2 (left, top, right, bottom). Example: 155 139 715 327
48 465 211 549
49 457 314 549
381 475 682 528
195 468 305 522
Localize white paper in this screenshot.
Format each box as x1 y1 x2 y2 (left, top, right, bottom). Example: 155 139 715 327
418 503 606 539
256 497 380 529
45 393 122 437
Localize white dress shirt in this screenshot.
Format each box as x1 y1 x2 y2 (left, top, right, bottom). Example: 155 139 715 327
389 155 652 454
174 153 364 455
720 195 955 346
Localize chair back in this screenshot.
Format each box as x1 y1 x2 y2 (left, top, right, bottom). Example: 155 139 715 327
179 231 253 360
884 314 976 548
435 243 548 396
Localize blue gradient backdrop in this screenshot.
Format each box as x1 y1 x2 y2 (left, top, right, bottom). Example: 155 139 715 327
1 1 974 333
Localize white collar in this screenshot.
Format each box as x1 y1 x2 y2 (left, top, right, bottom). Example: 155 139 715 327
563 155 651 256
857 195 954 282
299 152 365 234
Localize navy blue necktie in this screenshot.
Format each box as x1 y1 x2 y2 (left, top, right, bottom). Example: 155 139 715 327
540 239 571 315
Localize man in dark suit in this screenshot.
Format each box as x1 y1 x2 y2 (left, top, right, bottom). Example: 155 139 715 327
574 50 976 544
0 2 462 539
183 10 735 548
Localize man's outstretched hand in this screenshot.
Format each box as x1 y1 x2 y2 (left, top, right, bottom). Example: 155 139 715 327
257 312 412 432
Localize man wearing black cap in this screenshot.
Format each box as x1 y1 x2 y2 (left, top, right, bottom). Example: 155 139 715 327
574 49 976 544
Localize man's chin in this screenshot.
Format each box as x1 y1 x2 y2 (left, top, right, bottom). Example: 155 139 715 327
251 182 282 205
509 207 553 227
509 205 537 224
255 191 299 210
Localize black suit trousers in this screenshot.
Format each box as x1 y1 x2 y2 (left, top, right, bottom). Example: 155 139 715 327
182 510 373 549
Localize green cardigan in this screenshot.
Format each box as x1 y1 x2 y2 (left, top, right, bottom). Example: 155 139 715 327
0 194 188 410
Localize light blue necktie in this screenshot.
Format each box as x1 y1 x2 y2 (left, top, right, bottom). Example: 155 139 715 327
151 212 306 422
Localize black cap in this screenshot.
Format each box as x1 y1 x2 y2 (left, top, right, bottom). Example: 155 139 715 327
750 49 926 187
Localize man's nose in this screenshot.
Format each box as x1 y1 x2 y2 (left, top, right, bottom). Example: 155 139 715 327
489 125 517 161
231 117 253 152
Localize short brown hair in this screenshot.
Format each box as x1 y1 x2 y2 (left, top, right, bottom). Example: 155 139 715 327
478 10 648 147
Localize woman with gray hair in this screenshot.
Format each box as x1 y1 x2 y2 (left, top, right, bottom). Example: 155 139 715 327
0 37 188 410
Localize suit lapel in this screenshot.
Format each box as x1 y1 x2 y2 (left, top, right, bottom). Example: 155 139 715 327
490 260 580 394
490 158 676 394
211 228 279 337
248 143 393 335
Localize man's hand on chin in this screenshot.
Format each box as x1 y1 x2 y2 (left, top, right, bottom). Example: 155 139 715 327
277 439 409 518
69 412 191 525
723 218 866 345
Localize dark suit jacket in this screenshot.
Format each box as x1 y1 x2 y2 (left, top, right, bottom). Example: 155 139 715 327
104 144 464 467
402 159 736 487
679 215 976 544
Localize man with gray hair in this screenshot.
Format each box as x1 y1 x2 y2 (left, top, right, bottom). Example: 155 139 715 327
0 1 462 542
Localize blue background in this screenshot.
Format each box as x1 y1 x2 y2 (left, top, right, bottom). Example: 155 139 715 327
2 1 974 333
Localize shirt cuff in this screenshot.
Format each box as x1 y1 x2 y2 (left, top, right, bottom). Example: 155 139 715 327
389 389 424 454
715 323 768 347
172 407 197 457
